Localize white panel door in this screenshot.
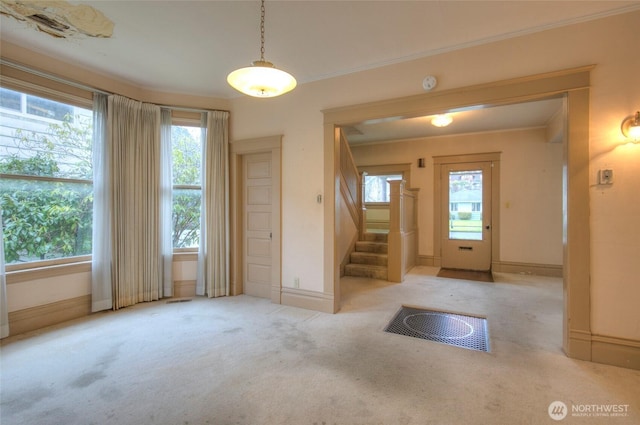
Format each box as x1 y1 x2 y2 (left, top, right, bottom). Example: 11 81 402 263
243 153 275 298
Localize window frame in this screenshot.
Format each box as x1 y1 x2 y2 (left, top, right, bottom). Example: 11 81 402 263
169 117 204 252
1 83 94 272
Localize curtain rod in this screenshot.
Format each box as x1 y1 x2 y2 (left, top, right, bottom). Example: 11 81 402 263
0 58 229 114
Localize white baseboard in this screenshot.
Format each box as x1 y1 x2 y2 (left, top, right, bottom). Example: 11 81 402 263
281 287 335 314
174 280 196 298
591 334 640 370
417 255 435 266
492 261 562 277
8 294 91 336
417 257 562 277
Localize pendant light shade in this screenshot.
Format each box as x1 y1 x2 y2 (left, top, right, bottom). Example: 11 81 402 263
227 60 296 98
227 1 296 98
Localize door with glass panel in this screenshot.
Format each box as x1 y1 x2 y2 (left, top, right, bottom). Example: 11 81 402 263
441 162 492 271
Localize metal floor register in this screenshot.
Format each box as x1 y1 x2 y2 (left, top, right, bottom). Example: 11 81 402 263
385 306 490 352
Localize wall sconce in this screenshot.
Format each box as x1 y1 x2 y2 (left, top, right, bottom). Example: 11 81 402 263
418 158 425 168
621 111 640 142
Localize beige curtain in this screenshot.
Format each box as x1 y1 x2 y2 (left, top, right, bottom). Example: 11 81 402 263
197 111 230 297
108 95 166 309
91 93 112 312
0 218 9 338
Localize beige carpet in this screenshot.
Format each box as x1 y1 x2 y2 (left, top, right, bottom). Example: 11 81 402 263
1 266 639 424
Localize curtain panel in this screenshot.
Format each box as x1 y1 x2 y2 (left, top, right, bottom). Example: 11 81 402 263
105 95 170 310
0 219 9 338
197 111 230 298
160 109 173 298
91 93 112 312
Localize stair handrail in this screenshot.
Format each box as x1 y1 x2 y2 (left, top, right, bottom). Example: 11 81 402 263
338 130 363 235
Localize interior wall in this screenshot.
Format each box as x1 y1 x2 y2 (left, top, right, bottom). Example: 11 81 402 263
350 128 563 266
6 259 197 313
1 10 638 341
230 10 640 340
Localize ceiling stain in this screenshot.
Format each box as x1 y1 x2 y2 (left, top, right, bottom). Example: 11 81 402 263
0 0 114 39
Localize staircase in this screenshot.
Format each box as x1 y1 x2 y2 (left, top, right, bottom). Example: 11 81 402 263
344 232 388 280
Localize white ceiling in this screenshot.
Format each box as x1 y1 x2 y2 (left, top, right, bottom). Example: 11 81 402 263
1 1 637 144
2 1 638 99
345 97 564 145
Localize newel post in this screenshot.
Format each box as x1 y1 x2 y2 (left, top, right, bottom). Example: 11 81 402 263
388 179 404 282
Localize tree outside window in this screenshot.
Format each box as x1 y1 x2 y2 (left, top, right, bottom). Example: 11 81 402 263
171 125 202 248
0 88 93 264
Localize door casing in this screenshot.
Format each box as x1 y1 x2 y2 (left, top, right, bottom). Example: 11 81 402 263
324 66 592 362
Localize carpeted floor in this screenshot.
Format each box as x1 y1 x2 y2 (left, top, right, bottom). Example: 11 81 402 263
1 266 639 425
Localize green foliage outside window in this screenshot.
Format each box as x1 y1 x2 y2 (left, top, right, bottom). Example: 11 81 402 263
1 113 93 263
1 105 204 263
171 126 202 248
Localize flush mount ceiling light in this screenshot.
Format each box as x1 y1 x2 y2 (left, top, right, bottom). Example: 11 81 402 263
431 114 453 127
621 110 640 142
227 0 296 98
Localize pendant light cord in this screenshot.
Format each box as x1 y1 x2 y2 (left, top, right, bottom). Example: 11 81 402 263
260 0 266 62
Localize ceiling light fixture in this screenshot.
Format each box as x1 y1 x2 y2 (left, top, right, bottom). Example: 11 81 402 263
621 110 640 142
431 114 453 127
227 0 296 98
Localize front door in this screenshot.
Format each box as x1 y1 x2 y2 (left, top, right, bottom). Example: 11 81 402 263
441 161 492 271
243 152 277 299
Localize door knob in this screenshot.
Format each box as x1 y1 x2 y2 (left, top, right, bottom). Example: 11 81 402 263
485 225 491 230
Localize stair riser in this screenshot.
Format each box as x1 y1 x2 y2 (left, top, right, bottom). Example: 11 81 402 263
363 233 389 243
350 252 388 266
355 242 388 254
344 265 388 280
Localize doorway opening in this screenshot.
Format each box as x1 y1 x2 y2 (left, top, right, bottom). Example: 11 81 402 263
324 66 592 361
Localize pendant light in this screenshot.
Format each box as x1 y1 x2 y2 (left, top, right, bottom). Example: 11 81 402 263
227 0 296 98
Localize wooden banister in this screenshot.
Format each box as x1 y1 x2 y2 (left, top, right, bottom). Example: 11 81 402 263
338 130 363 236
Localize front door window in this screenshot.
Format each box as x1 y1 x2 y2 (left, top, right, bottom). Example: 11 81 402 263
448 170 483 240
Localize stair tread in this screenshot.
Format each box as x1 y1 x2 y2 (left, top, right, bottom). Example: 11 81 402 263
351 251 387 257
345 263 387 270
354 240 388 254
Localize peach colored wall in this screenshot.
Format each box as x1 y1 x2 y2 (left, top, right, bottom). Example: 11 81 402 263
2 11 639 340
351 128 563 266
230 11 640 340
6 272 91 312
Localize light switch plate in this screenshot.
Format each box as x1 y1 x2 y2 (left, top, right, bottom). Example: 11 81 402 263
598 169 613 185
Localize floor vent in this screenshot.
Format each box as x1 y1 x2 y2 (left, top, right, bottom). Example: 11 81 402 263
166 299 193 304
385 306 490 352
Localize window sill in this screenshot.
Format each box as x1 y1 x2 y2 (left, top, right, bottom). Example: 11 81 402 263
173 251 198 262
5 251 199 283
7 260 92 284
